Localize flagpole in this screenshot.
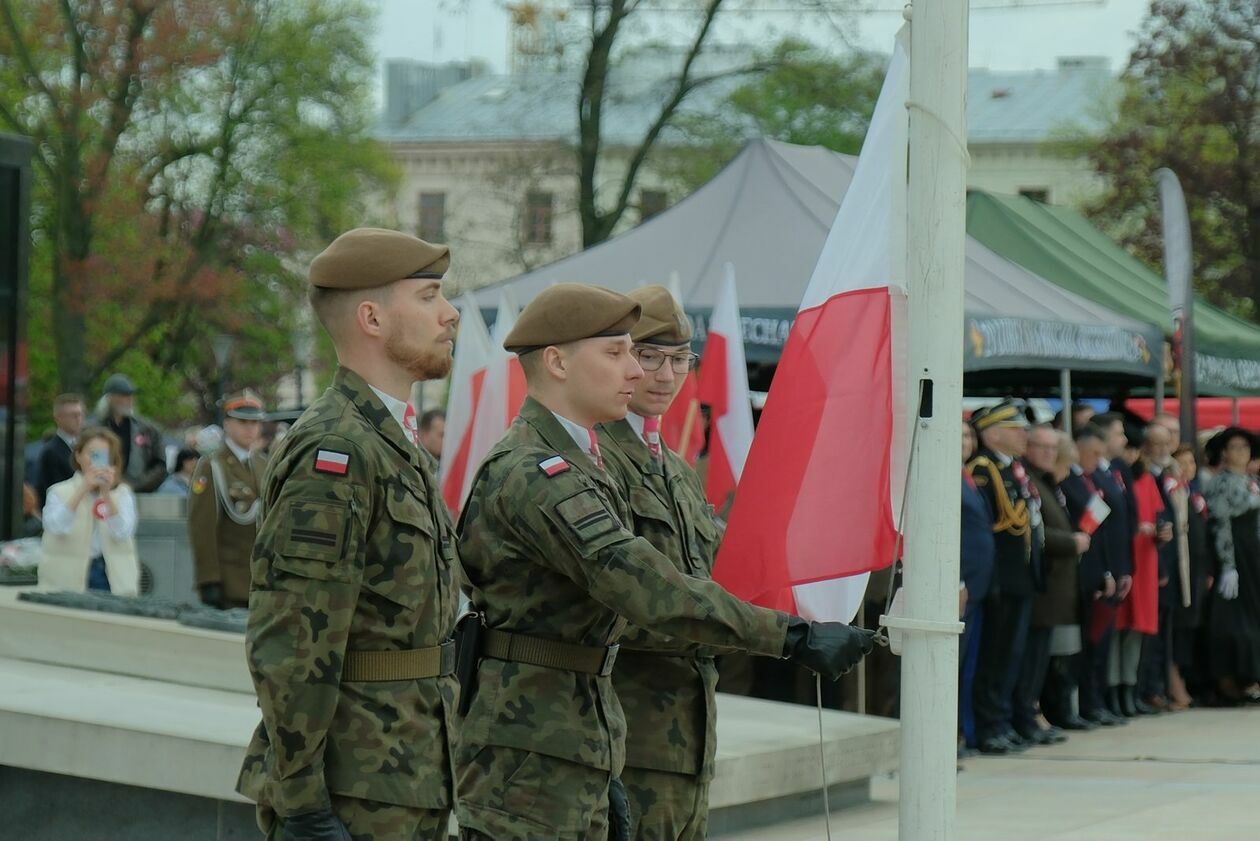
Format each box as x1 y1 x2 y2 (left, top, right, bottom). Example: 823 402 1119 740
889 1 968 838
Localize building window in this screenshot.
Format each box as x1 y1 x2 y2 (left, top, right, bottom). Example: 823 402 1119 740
418 192 445 241
1019 188 1049 204
639 189 667 222
524 190 554 245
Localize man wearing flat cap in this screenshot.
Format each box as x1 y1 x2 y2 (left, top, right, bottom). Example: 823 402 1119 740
237 229 462 841
454 282 875 840
594 285 718 840
967 399 1045 755
92 373 168 492
188 390 268 610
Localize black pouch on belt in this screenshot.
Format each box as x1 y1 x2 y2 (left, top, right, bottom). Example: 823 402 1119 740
454 611 484 716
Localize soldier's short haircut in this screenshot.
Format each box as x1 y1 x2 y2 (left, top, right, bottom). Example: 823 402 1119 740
308 283 396 340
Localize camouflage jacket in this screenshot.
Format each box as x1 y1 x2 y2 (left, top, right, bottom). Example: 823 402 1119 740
187 445 266 606
236 367 461 816
598 418 725 780
456 397 788 775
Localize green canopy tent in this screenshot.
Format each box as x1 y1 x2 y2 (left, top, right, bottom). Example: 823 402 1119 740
967 191 1260 396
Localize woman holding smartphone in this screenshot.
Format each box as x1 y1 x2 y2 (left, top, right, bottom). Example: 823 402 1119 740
39 427 140 595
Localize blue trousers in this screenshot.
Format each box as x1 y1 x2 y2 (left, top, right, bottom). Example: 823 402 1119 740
87 556 111 592
959 598 985 746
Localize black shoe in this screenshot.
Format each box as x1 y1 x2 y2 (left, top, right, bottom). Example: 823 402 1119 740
1042 726 1068 745
1120 686 1138 717
1059 715 1098 732
978 736 1012 755
1134 695 1158 715
1002 731 1031 752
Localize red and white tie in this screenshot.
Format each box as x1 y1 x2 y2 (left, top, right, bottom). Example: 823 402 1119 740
587 428 604 470
643 416 662 459
402 402 421 449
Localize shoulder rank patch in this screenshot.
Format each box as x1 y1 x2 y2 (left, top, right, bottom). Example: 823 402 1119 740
314 449 351 476
539 455 570 477
192 475 208 495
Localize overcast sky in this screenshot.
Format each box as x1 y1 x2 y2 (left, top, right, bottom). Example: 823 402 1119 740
372 0 1152 80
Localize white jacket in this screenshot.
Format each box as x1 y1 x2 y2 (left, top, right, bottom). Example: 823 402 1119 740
40 474 140 596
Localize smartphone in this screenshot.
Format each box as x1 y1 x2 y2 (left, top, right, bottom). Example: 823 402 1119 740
90 450 109 469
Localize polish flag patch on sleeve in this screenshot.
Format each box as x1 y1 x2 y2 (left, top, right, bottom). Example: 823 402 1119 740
539 455 570 477
314 449 351 475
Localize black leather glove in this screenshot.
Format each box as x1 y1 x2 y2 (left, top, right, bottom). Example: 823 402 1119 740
783 617 876 681
608 776 632 841
280 808 352 841
199 582 225 610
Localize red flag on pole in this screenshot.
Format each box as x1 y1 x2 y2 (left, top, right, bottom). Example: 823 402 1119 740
711 36 910 621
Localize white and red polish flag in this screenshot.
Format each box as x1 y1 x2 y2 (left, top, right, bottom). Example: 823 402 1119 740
439 295 494 513
696 264 755 512
462 290 528 498
712 32 910 622
661 270 705 465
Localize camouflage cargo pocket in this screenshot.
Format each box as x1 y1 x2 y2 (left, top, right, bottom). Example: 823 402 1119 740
276 498 354 581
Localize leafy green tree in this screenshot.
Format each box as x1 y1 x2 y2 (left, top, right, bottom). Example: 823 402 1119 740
652 38 883 193
1079 0 1259 321
1 0 395 430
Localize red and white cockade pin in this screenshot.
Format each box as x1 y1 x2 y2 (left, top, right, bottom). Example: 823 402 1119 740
539 455 570 477
314 449 351 475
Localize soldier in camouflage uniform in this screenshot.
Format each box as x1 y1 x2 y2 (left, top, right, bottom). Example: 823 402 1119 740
236 229 462 841
455 283 875 841
596 286 719 841
188 390 268 609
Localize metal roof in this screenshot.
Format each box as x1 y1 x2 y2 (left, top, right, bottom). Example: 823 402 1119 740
376 58 1116 146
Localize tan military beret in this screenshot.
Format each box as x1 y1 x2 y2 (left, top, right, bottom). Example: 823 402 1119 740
309 228 450 290
628 285 691 345
504 283 642 354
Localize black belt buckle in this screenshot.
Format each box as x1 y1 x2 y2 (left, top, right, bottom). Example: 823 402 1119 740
600 643 621 676
439 638 457 676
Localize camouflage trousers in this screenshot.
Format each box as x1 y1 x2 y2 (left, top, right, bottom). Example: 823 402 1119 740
622 766 710 841
259 795 449 841
455 744 611 840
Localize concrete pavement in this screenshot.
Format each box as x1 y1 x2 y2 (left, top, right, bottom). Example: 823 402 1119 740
719 706 1260 840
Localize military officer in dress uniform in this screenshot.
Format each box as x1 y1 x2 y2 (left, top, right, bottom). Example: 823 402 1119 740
236 228 462 841
595 286 718 841
188 390 268 609
968 399 1043 755
454 283 875 841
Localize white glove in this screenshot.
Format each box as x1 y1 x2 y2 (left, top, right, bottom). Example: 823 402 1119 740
1218 567 1240 601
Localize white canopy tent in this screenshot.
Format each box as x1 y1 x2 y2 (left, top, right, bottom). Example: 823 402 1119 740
483 140 1162 384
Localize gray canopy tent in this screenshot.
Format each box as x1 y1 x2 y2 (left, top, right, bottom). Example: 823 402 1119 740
484 140 1163 389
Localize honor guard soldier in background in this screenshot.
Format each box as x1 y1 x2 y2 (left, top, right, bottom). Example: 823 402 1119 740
968 399 1044 755
454 283 875 841
236 229 462 841
188 390 267 609
596 286 720 841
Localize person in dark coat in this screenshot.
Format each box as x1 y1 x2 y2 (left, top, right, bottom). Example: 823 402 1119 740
34 394 85 507
960 420 995 752
91 374 167 493
1017 426 1086 744
967 399 1043 754
1059 425 1126 728
1169 444 1210 708
1092 413 1138 721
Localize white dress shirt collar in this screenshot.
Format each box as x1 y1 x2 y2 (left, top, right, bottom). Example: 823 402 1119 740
551 411 598 460
369 385 409 436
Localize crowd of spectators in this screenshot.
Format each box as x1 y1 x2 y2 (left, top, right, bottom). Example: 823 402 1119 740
960 399 1260 757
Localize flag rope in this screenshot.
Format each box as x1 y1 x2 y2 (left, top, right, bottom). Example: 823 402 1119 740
882 377 928 625
816 672 833 841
